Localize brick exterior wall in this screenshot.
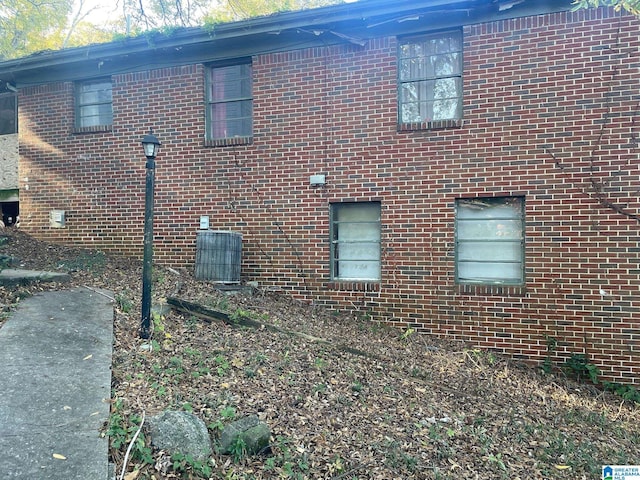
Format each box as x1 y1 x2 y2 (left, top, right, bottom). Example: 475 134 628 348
17 7 640 383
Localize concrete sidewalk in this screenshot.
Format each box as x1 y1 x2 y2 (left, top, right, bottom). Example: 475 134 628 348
0 287 114 480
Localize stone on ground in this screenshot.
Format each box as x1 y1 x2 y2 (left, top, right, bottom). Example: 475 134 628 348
219 415 271 456
147 411 212 461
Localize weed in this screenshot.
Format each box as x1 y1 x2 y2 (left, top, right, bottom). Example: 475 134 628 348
487 452 507 471
221 406 237 420
379 439 419 473
603 382 640 404
229 436 247 463
252 352 267 365
215 354 230 376
314 357 327 370
152 312 165 335
351 381 363 392
106 399 153 465
313 383 327 394
564 354 600 383
184 346 202 358
264 436 310 479
115 292 133 313
171 452 213 477
400 327 415 340
150 381 166 397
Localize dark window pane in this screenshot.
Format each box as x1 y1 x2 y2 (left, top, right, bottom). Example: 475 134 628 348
0 93 17 135
207 64 253 140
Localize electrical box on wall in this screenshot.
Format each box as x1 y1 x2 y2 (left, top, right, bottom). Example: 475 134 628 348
50 210 65 228
310 174 326 186
199 215 210 230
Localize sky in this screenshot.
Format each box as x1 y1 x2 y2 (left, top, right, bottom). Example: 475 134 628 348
77 0 122 25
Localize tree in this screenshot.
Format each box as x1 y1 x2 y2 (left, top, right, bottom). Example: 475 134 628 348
0 0 348 59
0 0 72 59
205 0 344 23
572 0 640 14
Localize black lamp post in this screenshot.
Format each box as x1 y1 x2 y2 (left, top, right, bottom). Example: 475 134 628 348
140 130 161 339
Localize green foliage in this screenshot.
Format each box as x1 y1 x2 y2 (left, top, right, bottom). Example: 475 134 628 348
603 381 640 404
152 312 165 335
564 354 601 384
115 292 133 313
229 436 247 463
203 0 344 23
171 452 213 478
106 399 153 465
209 405 237 432
400 327 415 341
572 0 640 14
214 354 231 376
0 0 72 59
263 436 311 478
541 335 557 374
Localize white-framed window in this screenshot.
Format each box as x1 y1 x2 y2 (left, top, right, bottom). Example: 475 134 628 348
75 79 113 128
206 62 253 141
398 30 463 125
455 197 525 285
330 202 381 281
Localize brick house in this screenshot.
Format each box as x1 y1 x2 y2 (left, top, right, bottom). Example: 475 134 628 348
0 0 638 383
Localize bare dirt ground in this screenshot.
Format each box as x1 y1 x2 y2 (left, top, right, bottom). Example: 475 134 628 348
0 228 638 479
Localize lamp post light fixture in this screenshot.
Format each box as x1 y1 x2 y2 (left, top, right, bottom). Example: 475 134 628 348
140 130 161 339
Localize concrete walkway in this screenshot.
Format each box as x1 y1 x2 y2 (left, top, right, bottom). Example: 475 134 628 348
0 287 114 480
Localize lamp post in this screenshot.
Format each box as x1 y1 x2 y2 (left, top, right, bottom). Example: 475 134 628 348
140 130 161 339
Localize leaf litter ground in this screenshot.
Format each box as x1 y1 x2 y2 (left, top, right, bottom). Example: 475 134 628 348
0 229 638 479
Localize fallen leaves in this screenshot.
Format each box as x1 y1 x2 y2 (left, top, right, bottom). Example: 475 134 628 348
1 229 639 479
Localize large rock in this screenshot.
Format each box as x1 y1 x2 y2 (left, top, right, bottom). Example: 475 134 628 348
219 415 271 456
147 411 212 461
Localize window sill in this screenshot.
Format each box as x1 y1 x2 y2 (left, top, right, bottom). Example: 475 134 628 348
456 283 526 297
205 136 252 147
73 125 112 134
398 119 463 132
328 281 380 292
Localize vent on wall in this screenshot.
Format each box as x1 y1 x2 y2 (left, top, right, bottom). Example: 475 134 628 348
49 210 65 228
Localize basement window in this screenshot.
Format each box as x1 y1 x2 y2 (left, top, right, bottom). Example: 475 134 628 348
206 61 253 146
75 79 113 130
330 202 381 281
398 30 463 130
455 197 525 285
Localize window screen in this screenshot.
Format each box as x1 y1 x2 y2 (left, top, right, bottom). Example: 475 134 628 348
456 197 525 285
331 202 381 281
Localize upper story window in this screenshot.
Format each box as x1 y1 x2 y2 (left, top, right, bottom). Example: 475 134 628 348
455 197 525 285
206 62 252 145
398 30 463 129
75 79 113 129
330 202 381 282
0 93 17 135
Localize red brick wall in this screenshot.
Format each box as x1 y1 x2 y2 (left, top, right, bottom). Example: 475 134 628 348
18 8 640 383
